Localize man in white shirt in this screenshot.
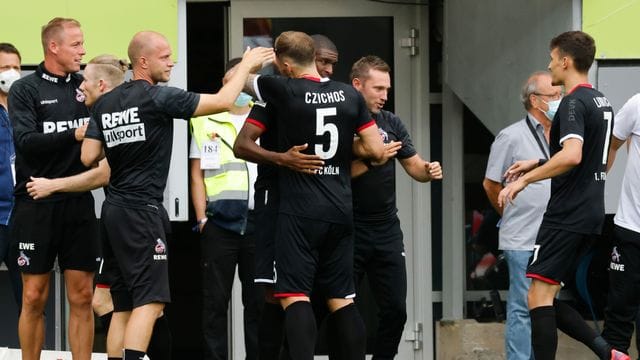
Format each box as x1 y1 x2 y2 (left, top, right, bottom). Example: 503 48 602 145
602 93 640 355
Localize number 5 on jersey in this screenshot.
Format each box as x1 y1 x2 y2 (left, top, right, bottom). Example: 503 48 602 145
315 107 338 159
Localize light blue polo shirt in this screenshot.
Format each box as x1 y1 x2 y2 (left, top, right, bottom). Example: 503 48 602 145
485 114 551 251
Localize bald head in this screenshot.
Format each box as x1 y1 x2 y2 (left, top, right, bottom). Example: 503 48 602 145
128 31 167 65
127 31 174 84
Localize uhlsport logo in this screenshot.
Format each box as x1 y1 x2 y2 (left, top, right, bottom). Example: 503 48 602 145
154 239 167 260
76 88 86 102
17 251 30 267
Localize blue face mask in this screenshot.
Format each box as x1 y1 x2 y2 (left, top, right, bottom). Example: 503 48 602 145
234 92 252 107
543 99 561 121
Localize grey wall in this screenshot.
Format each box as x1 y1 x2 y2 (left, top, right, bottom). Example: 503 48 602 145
444 0 575 134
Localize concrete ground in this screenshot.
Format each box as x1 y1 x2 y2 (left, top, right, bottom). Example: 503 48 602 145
436 319 638 360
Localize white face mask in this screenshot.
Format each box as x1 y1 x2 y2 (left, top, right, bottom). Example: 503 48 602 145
542 98 561 121
0 69 20 93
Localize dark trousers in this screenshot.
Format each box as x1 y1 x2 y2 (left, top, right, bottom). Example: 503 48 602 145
0 224 22 313
353 217 407 360
602 224 640 353
201 219 260 360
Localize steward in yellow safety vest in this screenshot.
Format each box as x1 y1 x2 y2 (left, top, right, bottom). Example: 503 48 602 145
190 112 250 234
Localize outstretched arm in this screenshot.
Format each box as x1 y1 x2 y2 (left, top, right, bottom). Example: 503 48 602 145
193 47 274 117
498 138 582 207
26 159 110 200
233 122 324 173
399 154 443 182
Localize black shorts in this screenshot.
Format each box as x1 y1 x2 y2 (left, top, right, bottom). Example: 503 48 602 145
101 202 171 311
254 186 278 285
95 223 116 287
11 194 98 274
274 213 355 299
526 227 592 286
609 224 640 275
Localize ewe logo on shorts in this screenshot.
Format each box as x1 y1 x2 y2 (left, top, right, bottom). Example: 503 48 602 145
17 251 30 267
610 246 624 272
154 239 167 261
101 107 146 148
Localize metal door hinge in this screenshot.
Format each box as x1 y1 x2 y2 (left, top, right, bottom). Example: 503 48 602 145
405 321 423 350
400 28 419 56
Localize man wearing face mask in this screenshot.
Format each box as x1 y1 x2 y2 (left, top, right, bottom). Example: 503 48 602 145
483 71 559 360
0 42 23 315
189 57 261 360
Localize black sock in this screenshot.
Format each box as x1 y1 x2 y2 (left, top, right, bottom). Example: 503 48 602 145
327 304 366 360
123 349 146 360
530 306 558 360
259 302 285 360
147 314 172 360
553 299 610 359
99 312 113 332
284 301 316 360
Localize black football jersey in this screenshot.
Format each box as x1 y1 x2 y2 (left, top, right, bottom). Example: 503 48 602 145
85 80 199 207
9 63 90 200
541 84 613 234
352 109 417 222
253 75 374 223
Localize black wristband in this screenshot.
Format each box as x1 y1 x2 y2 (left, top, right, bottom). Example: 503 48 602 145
538 158 548 167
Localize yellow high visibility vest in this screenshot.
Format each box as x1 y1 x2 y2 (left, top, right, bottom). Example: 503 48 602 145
190 112 249 204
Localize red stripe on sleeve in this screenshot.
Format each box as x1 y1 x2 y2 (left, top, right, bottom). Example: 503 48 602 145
246 118 267 131
357 119 376 133
95 283 111 289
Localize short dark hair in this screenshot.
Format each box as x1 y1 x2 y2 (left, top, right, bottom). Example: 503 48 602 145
0 43 21 62
225 57 242 73
549 31 595 73
274 31 315 66
311 34 338 54
350 55 390 81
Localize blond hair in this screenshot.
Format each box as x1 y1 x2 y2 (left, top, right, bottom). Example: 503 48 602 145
41 17 81 54
86 54 129 89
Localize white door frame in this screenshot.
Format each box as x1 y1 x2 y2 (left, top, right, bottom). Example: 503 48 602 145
225 1 433 359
